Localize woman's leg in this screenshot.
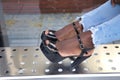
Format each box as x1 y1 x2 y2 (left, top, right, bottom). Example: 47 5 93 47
78 0 120 31
46 14 120 57
55 0 120 41
46 31 94 57
90 14 120 46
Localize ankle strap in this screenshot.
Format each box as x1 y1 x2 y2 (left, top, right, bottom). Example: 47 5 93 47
72 22 85 50
72 22 94 67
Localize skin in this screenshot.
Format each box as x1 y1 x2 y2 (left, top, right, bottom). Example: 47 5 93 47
44 0 120 57
111 0 120 6
55 21 83 41
45 21 94 57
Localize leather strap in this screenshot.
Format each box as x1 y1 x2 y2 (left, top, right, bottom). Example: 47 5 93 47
72 22 85 50
72 22 93 68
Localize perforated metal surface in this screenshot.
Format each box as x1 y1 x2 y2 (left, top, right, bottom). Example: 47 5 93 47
0 44 120 77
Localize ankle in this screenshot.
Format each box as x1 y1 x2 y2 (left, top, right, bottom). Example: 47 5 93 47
75 21 83 32
80 31 94 48
54 23 76 41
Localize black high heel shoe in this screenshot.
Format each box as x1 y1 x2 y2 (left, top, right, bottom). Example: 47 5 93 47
41 30 76 61
41 30 64 62
41 30 57 43
40 22 94 67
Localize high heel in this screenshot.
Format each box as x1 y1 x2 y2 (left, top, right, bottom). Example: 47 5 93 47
40 22 94 67
41 30 57 43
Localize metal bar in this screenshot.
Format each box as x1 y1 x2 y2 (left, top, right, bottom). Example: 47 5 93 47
1 74 120 80
0 0 9 46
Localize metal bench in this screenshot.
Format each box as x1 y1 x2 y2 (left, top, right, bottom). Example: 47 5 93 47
0 44 120 80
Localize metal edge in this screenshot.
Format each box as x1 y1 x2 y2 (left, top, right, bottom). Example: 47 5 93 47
0 0 9 47
1 73 120 80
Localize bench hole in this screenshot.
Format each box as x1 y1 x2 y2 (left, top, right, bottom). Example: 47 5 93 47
24 49 28 51
106 53 110 55
84 68 89 71
10 55 14 58
108 59 113 62
45 61 50 64
98 67 103 71
45 69 50 73
58 68 63 72
18 68 24 74
12 49 16 51
34 54 39 58
118 52 120 55
35 48 39 51
111 67 116 70
0 56 3 59
1 49 5 52
31 69 36 73
96 60 100 63
94 53 98 56
72 68 76 72
5 70 10 74
58 61 63 64
115 46 119 48
103 46 107 49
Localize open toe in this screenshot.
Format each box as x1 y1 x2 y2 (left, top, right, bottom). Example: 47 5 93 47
45 40 58 52
40 40 65 63
41 30 57 42
40 22 94 67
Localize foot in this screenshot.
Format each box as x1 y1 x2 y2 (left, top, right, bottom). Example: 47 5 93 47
45 21 83 41
44 30 57 39
46 31 94 57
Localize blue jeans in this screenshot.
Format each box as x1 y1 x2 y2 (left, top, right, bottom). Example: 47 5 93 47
77 0 120 46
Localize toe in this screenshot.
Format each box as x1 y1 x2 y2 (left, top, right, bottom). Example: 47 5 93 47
45 30 49 35
45 40 49 45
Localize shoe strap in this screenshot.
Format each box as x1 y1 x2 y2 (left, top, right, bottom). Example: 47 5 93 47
71 55 91 68
47 30 57 39
71 48 93 68
72 22 84 50
72 22 94 67
47 42 58 52
73 22 94 54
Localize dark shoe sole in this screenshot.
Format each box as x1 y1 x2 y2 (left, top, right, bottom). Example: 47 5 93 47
40 42 65 63
41 30 57 43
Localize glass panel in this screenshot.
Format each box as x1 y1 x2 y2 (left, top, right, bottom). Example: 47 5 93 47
1 0 120 79
0 0 106 47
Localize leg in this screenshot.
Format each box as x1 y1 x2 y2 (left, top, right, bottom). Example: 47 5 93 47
46 31 94 57
45 20 83 41
42 0 120 57
55 0 120 41
79 0 120 31
46 14 120 57
90 14 120 45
